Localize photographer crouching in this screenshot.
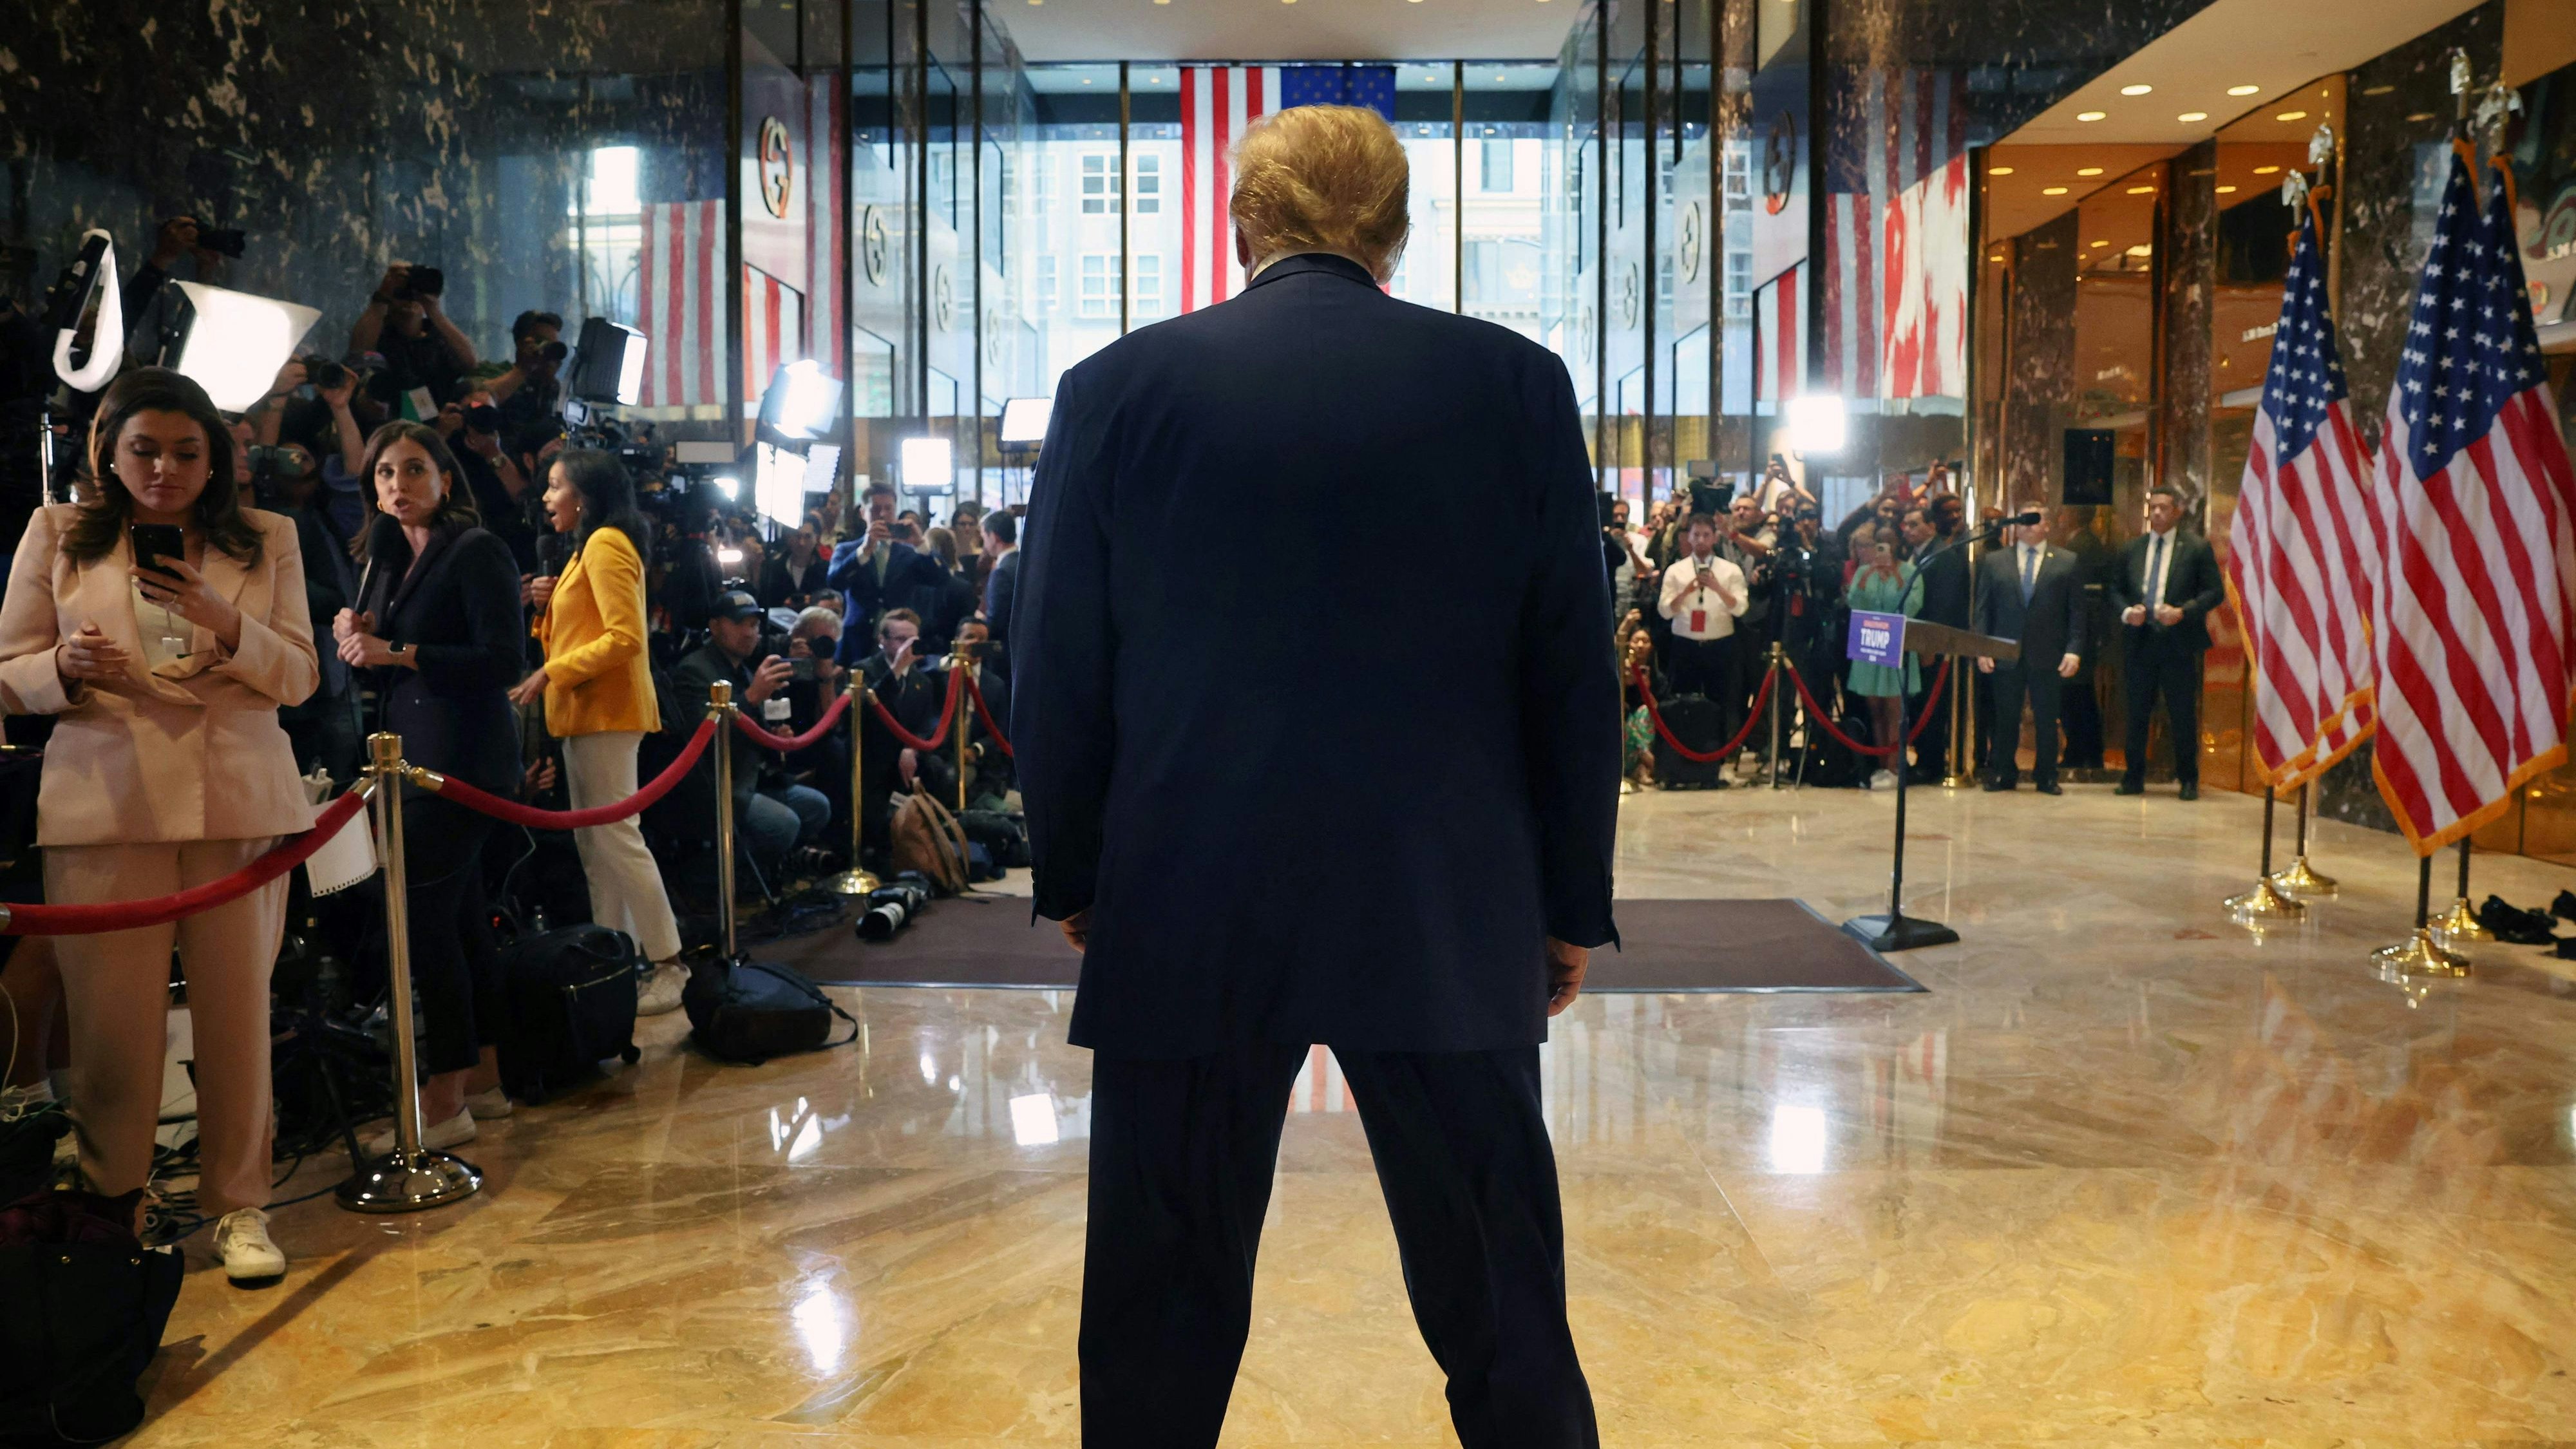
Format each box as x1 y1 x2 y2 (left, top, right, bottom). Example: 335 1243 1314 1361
0 369 320 1283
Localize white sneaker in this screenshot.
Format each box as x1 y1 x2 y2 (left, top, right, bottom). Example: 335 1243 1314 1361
359 1106 478 1160
464 1086 514 1119
636 960 689 1017
214 1207 286 1285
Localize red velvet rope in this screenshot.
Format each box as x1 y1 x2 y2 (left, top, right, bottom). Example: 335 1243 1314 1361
1780 657 1953 759
1632 664 1776 764
965 672 1013 758
433 716 719 828
866 668 965 753
0 788 374 936
728 687 853 753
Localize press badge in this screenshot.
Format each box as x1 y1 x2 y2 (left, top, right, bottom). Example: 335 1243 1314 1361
763 696 792 722
1689 608 1707 633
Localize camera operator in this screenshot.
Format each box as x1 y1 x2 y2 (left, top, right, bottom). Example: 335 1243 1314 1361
1770 502 1846 687
486 310 566 438
777 605 851 826
759 519 831 607
350 263 477 415
852 608 943 853
1750 453 1816 516
676 591 833 878
0 368 321 1283
120 216 230 339
1604 497 1653 612
440 391 539 573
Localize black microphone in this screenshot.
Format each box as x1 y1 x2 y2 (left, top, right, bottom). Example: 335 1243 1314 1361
355 513 406 618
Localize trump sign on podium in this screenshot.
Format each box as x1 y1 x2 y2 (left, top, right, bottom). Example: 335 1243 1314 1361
1848 609 1906 668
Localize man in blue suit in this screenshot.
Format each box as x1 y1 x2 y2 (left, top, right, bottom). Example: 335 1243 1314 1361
825 480 943 662
1014 104 1620 1448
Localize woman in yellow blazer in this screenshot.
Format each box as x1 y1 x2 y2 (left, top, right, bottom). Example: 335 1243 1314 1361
508 450 686 1012
0 368 318 1283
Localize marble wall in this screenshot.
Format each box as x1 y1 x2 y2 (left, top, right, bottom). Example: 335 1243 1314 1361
2002 211 2078 504
2159 139 2218 509
0 0 728 377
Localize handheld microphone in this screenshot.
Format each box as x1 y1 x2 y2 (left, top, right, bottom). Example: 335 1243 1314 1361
355 513 406 618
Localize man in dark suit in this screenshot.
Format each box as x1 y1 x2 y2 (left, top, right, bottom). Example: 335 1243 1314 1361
981 510 1021 643
1904 498 1971 782
2111 484 2224 800
826 480 945 656
1973 507 2087 793
1014 104 1618 1449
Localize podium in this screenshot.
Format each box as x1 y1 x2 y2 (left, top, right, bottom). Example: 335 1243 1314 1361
1842 617 2021 952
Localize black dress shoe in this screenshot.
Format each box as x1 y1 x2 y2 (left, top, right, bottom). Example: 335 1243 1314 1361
2114 780 2144 796
2479 895 2559 945
2035 781 2063 795
2552 889 2576 922
2177 782 2199 801
1982 779 2014 793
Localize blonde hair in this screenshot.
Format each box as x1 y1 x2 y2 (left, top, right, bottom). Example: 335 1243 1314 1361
1229 105 1411 281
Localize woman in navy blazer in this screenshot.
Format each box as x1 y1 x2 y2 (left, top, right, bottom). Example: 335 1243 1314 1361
334 421 526 1148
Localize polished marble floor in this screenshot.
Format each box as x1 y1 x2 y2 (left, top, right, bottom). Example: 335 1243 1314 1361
128 781 2576 1446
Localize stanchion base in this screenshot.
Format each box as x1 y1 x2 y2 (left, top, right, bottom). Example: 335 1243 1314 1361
1939 772 1973 790
2268 856 2340 900
824 867 883 898
2432 896 2494 944
1842 912 1958 953
2224 878 2307 927
2372 927 2470 978
336 1150 482 1213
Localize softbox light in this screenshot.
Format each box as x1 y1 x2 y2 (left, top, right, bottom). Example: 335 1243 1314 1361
998 396 1052 447
569 317 648 406
899 435 953 495
1785 393 1849 457
757 359 844 446
168 282 319 413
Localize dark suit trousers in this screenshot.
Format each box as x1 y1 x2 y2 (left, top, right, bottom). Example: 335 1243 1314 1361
1985 663 2062 788
1083 1043 1598 1449
402 794 503 1077
2121 630 2205 785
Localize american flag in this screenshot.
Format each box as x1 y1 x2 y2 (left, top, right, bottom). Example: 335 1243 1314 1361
2223 201 2378 790
742 263 804 408
637 200 726 415
1821 68 1967 399
2370 146 2576 853
1179 65 1396 316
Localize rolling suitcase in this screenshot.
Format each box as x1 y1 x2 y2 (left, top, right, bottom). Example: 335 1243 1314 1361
1651 694 1734 789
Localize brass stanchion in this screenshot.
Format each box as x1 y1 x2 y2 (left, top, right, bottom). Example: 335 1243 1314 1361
2269 781 2338 898
951 650 971 813
2433 835 2492 945
826 674 880 897
337 732 482 1213
710 681 741 959
2224 785 2307 928
2374 853 2468 976
1765 641 1785 789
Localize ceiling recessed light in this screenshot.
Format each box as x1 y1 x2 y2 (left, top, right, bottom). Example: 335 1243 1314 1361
2275 109 2307 120
2252 164 2280 175
2177 111 2207 122
2076 166 2105 176
2119 84 2153 96
2076 111 2107 122
2363 84 2395 96
2126 185 2155 194
1991 253 2005 262
2091 240 2110 248
2227 84 2261 95
1990 165 2015 175
2043 185 2070 195
2405 111 2436 122
2216 184 2238 193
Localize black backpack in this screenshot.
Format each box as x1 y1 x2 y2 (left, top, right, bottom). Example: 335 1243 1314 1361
682 958 857 1065
496 925 643 1103
0 1191 184 1448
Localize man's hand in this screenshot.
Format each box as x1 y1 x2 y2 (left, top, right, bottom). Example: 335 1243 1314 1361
2154 603 2184 627
2121 604 2146 627
320 371 357 413
267 359 308 404
372 264 410 304
1978 656 1995 675
2058 652 2081 679
148 216 200 271
896 747 920 786
1546 937 1589 1016
744 654 793 705
1060 907 1092 954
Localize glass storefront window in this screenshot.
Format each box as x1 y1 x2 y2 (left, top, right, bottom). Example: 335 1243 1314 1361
1463 64 1557 342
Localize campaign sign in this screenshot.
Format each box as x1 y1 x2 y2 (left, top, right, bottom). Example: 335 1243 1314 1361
1847 609 1907 667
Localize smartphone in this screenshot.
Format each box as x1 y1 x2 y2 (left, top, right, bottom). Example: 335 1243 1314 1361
791 658 816 682
130 524 185 576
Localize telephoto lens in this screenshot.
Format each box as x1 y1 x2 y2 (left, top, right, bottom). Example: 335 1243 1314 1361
855 873 934 942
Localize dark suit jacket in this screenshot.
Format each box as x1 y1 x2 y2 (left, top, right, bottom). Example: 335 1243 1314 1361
825 540 944 655
1914 541 1972 629
1014 252 1622 1059
358 521 525 795
1973 543 2087 667
983 549 1021 641
674 639 788 809
2110 527 2224 654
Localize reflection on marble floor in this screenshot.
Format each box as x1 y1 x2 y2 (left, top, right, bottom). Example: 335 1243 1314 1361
128 782 2576 1445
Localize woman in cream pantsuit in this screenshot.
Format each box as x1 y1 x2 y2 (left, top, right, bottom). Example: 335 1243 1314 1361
509 449 687 1013
0 369 318 1284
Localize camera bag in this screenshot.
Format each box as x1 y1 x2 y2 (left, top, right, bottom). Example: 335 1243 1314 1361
889 791 972 895
681 958 857 1065
0 1189 183 1448
496 924 643 1104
